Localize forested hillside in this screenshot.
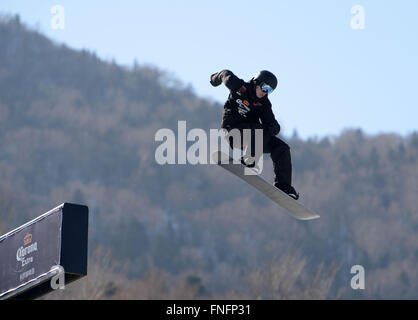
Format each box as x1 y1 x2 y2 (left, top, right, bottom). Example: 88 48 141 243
1 15 417 299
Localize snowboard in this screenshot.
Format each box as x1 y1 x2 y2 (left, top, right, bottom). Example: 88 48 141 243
212 151 320 220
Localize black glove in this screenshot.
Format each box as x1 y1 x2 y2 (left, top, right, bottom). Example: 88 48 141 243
210 72 222 87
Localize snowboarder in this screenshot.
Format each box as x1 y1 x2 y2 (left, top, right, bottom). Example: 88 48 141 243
210 69 299 200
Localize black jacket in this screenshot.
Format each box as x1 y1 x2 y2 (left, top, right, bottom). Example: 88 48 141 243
210 70 280 136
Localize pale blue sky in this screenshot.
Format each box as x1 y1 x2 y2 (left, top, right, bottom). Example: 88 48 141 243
1 0 417 138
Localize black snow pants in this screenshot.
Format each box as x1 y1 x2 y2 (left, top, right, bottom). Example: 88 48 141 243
224 123 293 187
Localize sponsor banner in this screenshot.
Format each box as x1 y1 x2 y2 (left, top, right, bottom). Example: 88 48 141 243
0 209 62 297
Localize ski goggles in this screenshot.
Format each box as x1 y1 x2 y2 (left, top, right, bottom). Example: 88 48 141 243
260 83 274 94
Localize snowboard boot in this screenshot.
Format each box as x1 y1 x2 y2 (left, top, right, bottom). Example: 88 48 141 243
274 183 300 200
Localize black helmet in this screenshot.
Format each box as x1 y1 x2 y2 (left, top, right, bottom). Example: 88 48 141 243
252 70 278 90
